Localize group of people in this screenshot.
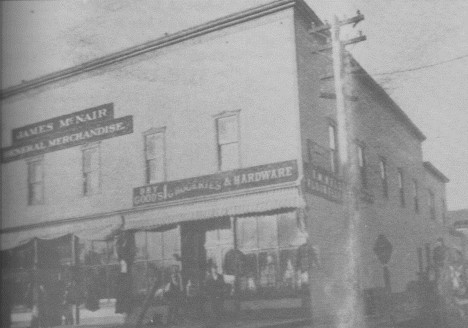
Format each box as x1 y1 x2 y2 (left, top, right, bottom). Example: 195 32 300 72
21 270 80 328
150 262 227 328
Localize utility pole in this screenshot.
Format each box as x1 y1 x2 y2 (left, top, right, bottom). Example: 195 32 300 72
310 11 366 328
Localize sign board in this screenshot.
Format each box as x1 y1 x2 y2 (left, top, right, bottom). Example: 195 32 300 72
303 162 344 203
133 160 298 206
1 103 133 163
11 103 114 144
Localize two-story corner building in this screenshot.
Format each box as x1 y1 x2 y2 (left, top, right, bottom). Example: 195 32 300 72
0 0 449 325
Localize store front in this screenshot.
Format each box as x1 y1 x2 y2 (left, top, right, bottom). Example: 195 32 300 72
0 216 123 326
124 208 310 314
1 161 309 325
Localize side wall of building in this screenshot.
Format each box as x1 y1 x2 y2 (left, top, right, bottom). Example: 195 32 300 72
292 6 447 315
350 78 446 294
1 9 302 229
293 8 353 318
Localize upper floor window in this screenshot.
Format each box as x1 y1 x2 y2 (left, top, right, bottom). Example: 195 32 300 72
144 130 165 184
28 159 44 205
441 198 446 224
397 169 405 207
413 179 419 213
429 190 435 220
379 157 388 198
328 123 339 174
216 113 240 171
82 145 100 196
357 143 367 188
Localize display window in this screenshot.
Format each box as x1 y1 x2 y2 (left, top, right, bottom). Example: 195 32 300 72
131 227 181 299
236 211 308 299
1 242 34 307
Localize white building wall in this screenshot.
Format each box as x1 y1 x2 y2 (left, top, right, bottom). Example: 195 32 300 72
1 9 301 229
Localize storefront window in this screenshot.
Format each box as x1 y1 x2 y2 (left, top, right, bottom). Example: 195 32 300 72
240 253 258 295
1 243 34 306
278 213 304 247
258 216 278 249
130 227 181 297
205 221 234 274
163 228 181 260
134 232 147 261
237 217 257 250
279 249 297 290
235 211 307 299
132 261 149 295
259 251 277 289
147 232 163 261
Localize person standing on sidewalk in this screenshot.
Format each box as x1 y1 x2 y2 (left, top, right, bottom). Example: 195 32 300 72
164 266 184 325
205 263 225 328
433 238 447 280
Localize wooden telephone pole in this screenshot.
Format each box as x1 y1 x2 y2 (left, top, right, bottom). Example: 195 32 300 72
310 11 366 327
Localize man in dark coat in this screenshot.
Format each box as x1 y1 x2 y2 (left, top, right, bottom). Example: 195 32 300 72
164 268 184 325
1 274 13 328
205 264 225 328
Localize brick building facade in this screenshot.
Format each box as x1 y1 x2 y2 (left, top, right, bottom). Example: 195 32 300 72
1 0 449 325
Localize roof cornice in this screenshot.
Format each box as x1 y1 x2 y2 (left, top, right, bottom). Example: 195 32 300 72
424 161 450 183
1 0 298 99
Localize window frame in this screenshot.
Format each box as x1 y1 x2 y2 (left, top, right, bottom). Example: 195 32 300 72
82 142 101 196
397 168 405 207
328 121 339 174
413 179 419 213
429 189 436 220
27 156 45 205
379 157 388 198
441 198 446 224
214 110 241 172
357 143 367 189
143 127 167 185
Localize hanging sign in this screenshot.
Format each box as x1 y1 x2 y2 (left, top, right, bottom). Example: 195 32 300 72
1 103 133 163
133 160 298 206
303 162 344 203
11 103 114 144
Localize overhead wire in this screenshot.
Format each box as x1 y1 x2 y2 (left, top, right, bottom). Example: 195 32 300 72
354 52 468 76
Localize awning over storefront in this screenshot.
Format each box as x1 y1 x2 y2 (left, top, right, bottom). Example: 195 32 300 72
124 187 305 231
0 215 123 251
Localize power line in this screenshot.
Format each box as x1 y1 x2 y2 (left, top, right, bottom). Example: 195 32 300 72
363 52 468 76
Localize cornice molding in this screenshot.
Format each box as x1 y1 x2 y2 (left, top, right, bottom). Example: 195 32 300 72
1 0 299 100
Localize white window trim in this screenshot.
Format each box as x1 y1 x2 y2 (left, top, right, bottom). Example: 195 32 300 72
379 156 388 198
356 141 367 189
213 109 241 172
413 179 419 213
81 142 101 196
328 119 339 174
143 127 167 184
397 168 405 207
26 155 45 206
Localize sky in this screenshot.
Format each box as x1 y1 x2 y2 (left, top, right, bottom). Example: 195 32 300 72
1 0 467 210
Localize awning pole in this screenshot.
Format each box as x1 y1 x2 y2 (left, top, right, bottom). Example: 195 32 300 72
33 238 38 267
232 216 241 316
71 234 80 325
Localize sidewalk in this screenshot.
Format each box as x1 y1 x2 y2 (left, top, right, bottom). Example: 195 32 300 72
52 318 311 328
18 316 403 328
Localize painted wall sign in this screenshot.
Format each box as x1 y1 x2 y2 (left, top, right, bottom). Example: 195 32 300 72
304 162 344 203
2 116 133 163
11 103 114 144
133 160 298 206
